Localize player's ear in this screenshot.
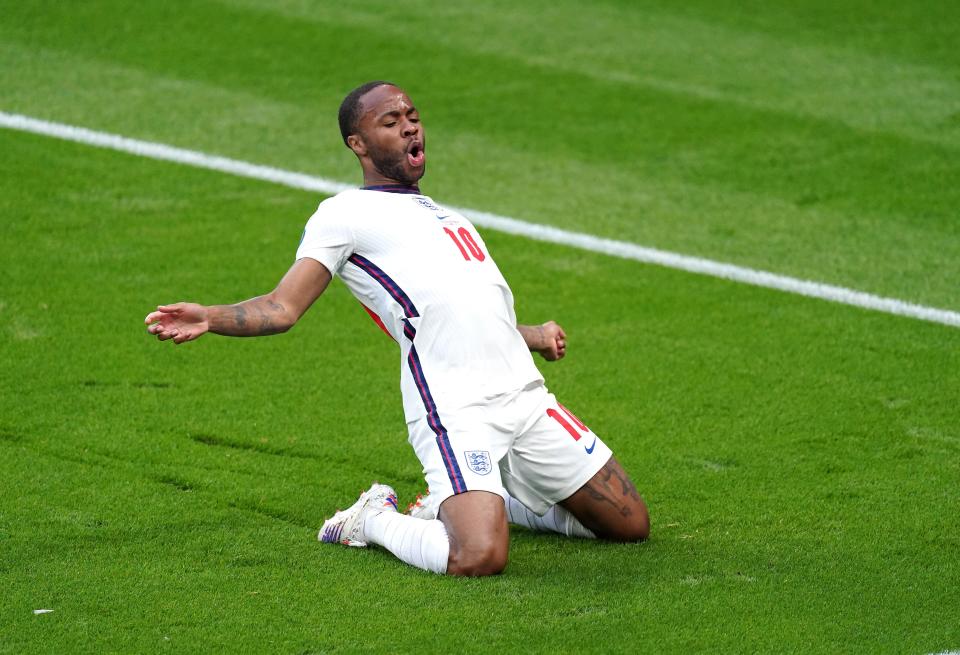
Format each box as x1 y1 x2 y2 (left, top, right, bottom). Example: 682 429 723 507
346 134 367 157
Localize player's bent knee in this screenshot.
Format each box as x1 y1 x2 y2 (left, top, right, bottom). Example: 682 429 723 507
623 500 651 542
594 502 650 543
439 490 509 576
629 500 651 541
598 517 649 543
448 554 507 577
446 540 508 577
625 511 650 542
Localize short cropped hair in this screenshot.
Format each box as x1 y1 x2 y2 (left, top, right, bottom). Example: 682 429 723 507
338 80 396 146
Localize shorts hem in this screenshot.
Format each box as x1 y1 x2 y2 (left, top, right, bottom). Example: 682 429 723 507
427 484 508 515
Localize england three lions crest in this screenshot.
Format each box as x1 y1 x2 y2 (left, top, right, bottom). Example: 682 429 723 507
464 450 493 476
413 196 450 219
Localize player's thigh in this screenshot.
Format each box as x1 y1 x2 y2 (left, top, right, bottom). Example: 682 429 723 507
406 407 512 576
560 455 649 542
406 408 510 511
500 390 613 516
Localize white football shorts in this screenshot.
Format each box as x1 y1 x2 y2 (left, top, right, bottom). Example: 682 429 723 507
406 381 613 516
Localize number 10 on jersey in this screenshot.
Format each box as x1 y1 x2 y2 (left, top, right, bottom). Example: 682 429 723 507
444 227 486 262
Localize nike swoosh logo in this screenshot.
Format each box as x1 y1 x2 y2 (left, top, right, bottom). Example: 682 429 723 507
584 437 597 454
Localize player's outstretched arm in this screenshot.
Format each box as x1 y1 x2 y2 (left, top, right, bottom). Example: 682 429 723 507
145 258 332 344
517 321 566 361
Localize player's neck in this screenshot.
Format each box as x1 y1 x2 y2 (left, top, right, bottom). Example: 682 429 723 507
362 182 422 194
362 169 422 194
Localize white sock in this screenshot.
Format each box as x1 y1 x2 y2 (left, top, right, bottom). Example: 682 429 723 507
505 495 595 539
363 511 450 574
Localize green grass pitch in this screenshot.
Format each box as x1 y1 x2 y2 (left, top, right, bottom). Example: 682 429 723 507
2 1 959 652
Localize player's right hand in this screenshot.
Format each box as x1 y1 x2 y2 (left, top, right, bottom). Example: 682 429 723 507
144 302 209 344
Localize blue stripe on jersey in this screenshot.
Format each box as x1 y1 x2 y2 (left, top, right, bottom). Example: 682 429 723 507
407 345 467 495
347 255 467 495
402 318 417 340
347 254 419 318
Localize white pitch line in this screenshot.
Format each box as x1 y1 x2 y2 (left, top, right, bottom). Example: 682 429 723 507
2 110 958 329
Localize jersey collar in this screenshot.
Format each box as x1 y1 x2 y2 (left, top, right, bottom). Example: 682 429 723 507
361 184 422 195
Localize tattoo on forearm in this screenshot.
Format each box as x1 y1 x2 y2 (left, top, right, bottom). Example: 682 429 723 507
257 311 272 333
216 299 288 336
255 301 281 334
233 306 248 329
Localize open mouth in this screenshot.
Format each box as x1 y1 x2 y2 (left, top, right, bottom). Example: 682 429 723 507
406 141 425 167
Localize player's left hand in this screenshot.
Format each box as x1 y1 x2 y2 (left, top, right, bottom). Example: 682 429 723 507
535 321 566 361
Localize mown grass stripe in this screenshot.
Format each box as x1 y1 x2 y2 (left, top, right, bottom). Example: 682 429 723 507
3 110 958 329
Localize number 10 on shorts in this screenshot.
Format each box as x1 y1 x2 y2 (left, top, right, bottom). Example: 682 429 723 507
546 404 590 441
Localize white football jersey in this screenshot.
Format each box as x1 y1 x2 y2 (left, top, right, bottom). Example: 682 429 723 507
296 187 543 423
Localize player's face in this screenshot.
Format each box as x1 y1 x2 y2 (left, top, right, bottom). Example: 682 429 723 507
356 85 426 186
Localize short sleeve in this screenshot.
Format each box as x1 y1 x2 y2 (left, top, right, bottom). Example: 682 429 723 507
295 202 355 275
